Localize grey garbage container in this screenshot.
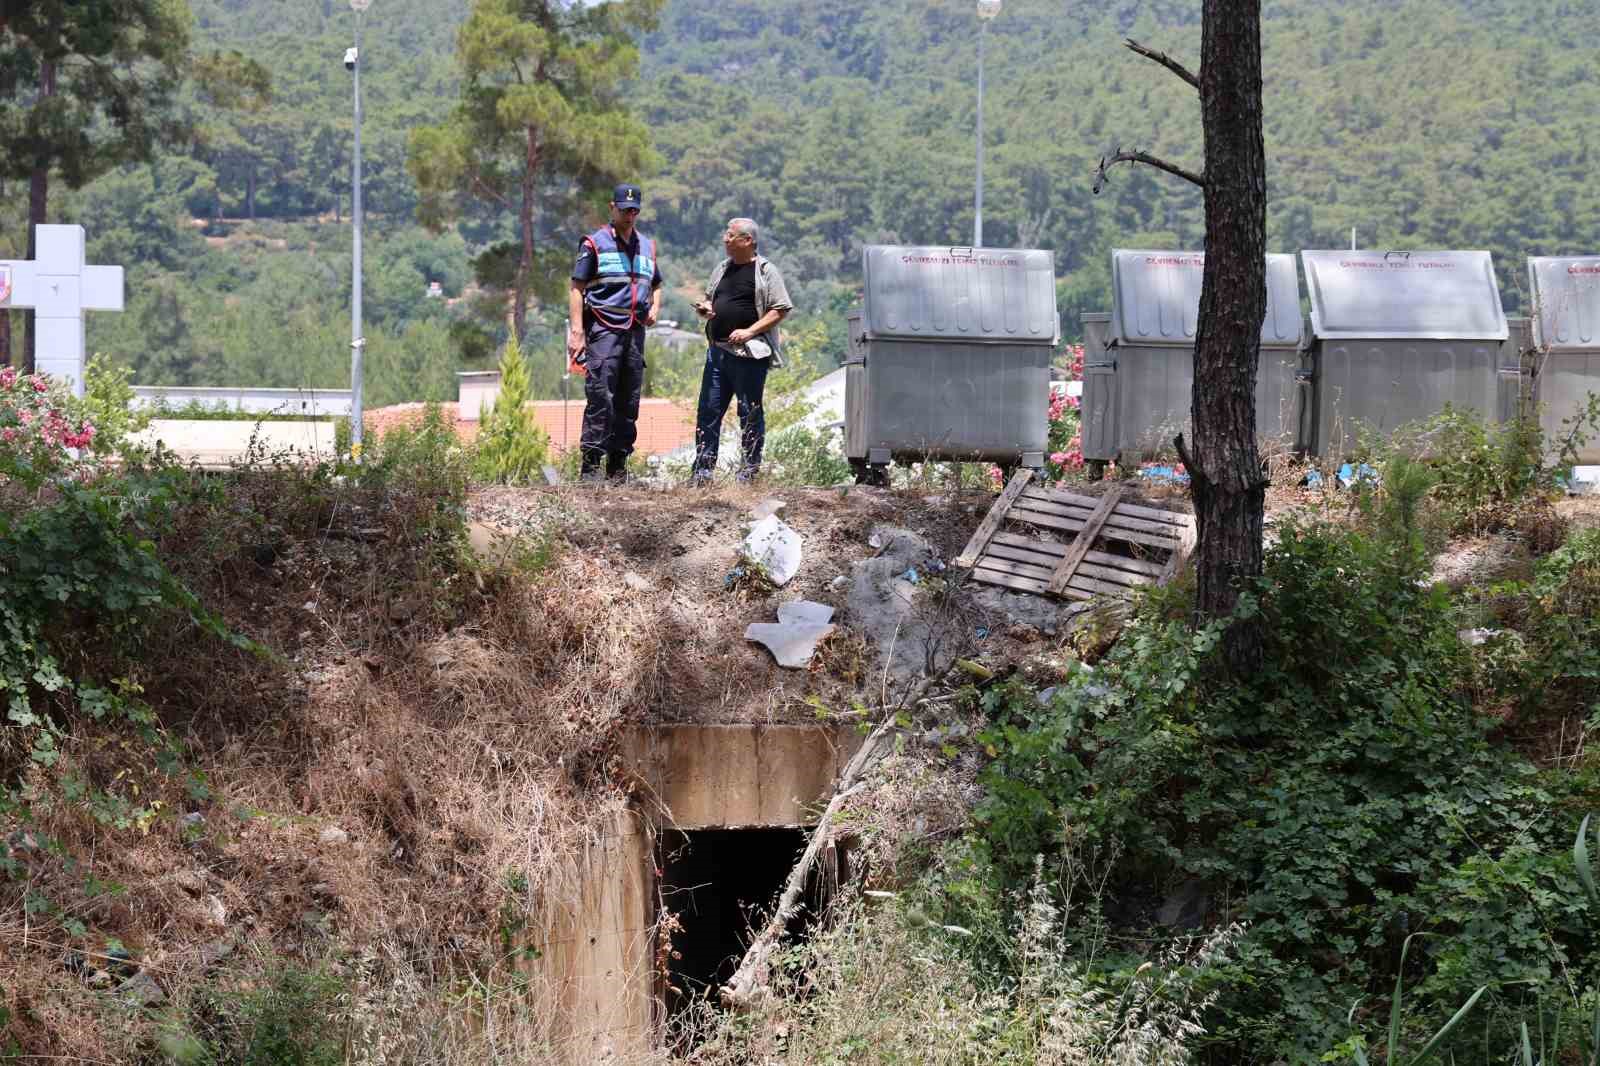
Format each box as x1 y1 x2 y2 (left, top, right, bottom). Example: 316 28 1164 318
1080 249 1307 465
1528 256 1600 464
1301 249 1510 458
844 245 1058 475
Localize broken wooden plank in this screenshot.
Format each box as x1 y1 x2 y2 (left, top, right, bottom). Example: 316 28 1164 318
1075 560 1156 587
988 533 1168 578
955 468 1035 568
1015 494 1189 540
974 554 1056 580
1065 571 1141 598
1048 486 1124 594
988 545 1160 587
970 566 1051 595
1021 485 1192 526
1006 505 1180 553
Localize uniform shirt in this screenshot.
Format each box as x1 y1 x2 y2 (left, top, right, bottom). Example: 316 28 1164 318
571 226 664 324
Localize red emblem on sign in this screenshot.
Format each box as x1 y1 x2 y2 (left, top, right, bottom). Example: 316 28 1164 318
0 265 10 306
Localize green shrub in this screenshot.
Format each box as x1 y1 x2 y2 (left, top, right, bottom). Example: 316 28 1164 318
961 521 1589 1061
1371 406 1560 537
196 965 347 1066
473 330 549 485
80 353 152 455
761 421 851 486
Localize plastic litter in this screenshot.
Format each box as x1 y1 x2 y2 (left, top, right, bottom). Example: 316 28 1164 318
1562 466 1600 496
1138 464 1190 485
741 514 803 586
1337 463 1380 489
745 599 836 668
901 568 920 583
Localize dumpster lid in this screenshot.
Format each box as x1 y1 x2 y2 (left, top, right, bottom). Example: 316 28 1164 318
1110 250 1304 349
1528 256 1600 351
1302 250 1508 341
861 245 1059 344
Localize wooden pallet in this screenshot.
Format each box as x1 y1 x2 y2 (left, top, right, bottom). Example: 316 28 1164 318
955 470 1196 600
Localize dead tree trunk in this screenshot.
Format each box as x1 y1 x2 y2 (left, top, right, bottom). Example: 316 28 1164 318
1093 4 1268 673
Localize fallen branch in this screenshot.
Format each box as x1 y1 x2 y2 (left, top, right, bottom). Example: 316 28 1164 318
720 674 937 1008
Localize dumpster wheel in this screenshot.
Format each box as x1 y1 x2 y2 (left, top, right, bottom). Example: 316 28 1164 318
849 458 890 487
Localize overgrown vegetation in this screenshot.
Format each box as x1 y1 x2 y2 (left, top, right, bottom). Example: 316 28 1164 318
928 413 1600 1062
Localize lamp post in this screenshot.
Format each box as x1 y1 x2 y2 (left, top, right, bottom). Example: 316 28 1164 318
974 0 1001 248
347 0 371 457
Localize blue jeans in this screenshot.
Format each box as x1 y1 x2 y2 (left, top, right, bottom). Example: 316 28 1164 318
693 345 770 478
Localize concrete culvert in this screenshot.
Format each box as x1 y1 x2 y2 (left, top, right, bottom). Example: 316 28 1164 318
656 827 841 1033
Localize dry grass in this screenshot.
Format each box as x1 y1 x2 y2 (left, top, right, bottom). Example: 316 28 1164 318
0 460 716 1062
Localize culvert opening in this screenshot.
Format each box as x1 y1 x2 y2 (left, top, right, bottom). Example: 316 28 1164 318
657 827 840 1026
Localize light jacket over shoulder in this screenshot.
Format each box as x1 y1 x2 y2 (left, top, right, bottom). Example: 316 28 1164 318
705 255 794 367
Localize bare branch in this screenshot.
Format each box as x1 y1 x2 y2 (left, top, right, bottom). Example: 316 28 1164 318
1123 38 1199 91
1093 148 1204 194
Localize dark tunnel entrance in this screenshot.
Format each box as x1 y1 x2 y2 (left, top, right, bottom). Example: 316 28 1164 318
656 827 840 1029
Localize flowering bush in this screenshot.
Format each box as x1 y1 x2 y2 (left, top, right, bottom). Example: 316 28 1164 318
990 344 1086 490
0 367 98 489
1044 343 1085 480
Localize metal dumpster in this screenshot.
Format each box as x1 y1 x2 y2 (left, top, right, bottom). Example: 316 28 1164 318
1080 250 1307 465
845 245 1058 474
1527 256 1600 464
1302 249 1510 457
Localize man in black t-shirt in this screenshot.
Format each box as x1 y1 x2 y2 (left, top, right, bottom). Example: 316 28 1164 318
690 217 794 484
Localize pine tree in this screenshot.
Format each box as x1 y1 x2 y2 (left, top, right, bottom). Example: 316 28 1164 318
473 327 549 485
407 0 663 343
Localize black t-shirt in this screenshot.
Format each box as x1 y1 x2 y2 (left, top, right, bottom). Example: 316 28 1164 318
709 261 759 343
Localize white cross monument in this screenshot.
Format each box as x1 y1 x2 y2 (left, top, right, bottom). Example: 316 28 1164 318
0 224 125 397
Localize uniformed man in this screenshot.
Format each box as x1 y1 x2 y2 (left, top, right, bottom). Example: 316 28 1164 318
567 183 663 483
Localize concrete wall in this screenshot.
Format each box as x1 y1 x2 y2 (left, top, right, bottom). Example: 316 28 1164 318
529 725 860 1059
528 807 655 1061
132 385 352 417
127 419 337 467
621 724 863 829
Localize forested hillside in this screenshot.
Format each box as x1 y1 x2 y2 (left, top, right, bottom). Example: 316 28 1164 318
7 0 1600 403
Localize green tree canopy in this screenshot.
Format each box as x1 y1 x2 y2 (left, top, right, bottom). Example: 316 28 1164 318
407 0 663 342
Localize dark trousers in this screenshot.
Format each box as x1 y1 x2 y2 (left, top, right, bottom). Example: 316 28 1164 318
693 345 770 477
580 323 646 476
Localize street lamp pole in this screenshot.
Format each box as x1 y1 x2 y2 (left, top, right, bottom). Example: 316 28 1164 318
348 0 371 457
975 0 1001 248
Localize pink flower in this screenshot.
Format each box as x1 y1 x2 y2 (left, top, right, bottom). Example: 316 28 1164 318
1050 451 1069 466
1 428 16 443
0 367 15 389
30 377 48 393
18 409 32 425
